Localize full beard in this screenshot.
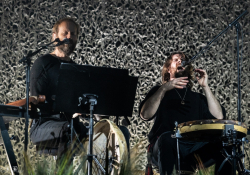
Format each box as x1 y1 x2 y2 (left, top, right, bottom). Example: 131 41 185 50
57 41 76 56
175 65 193 79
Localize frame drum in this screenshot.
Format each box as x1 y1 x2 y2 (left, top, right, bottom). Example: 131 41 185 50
177 119 247 142
85 119 128 175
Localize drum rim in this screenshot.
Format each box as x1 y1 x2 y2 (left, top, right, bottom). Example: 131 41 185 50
178 119 247 128
94 118 128 155
178 123 247 135
89 118 128 174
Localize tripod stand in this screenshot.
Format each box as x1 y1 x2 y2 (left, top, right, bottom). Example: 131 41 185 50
79 94 106 175
217 126 250 175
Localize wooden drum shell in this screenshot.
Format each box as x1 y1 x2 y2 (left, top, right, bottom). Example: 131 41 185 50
177 119 247 142
85 119 128 175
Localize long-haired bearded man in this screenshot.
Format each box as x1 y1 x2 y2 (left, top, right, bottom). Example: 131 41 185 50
140 51 232 175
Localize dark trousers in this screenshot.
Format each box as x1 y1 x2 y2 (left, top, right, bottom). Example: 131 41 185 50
30 119 87 158
152 132 232 175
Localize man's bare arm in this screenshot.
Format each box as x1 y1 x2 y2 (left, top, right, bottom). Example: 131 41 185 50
203 86 223 119
140 77 189 120
195 69 223 119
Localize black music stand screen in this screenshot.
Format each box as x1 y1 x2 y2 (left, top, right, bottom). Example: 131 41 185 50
54 63 138 117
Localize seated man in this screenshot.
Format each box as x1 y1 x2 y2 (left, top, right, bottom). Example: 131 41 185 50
30 18 88 161
139 51 232 175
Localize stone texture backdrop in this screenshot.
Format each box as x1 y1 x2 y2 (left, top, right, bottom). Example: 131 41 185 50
0 0 250 174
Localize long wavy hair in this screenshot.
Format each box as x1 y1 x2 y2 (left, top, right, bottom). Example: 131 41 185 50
161 51 194 88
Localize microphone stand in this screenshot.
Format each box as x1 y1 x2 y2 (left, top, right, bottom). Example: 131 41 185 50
181 10 249 175
235 22 241 122
182 10 248 122
182 10 248 68
19 39 58 152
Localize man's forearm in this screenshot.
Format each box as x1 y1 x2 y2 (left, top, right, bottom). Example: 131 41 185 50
140 86 167 120
141 77 189 120
203 86 223 119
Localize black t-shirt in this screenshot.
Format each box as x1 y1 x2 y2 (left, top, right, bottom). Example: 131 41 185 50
30 54 74 102
139 85 226 143
30 54 75 120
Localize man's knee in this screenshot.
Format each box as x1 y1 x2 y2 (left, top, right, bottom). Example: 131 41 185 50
157 132 175 149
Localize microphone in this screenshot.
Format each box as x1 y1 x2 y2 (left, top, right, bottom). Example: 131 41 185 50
55 38 70 46
54 38 60 42
181 60 187 67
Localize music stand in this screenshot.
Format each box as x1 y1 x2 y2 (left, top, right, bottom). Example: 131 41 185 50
54 63 138 175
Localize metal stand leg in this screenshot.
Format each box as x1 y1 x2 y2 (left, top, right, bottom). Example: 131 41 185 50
174 121 182 175
87 101 94 175
232 130 237 175
217 148 231 174
0 115 19 175
218 126 250 175
241 137 250 174
81 94 106 175
218 126 237 174
218 145 248 175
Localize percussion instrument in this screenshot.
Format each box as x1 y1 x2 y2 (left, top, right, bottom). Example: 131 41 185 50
177 119 248 142
84 119 128 175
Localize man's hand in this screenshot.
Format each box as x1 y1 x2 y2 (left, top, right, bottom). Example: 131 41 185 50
195 69 208 88
162 77 189 91
141 77 188 120
72 113 82 118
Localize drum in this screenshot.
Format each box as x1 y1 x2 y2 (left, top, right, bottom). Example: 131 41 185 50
177 119 248 142
84 119 128 175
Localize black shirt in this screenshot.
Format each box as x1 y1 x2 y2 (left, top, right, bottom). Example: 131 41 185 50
139 85 225 143
30 54 74 102
30 54 75 120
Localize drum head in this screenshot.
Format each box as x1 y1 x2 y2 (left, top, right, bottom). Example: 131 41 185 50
84 119 128 175
178 119 247 142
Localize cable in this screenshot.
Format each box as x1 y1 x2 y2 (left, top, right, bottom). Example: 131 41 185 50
61 113 85 149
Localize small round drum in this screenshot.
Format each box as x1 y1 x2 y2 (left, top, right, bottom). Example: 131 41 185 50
177 119 248 142
84 119 128 175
